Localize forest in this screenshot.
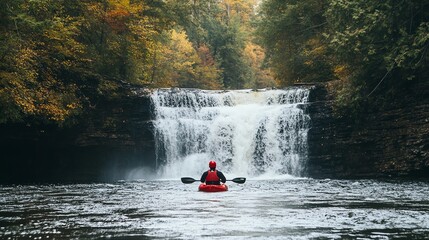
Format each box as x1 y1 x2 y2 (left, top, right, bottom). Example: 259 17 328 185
0 0 428 124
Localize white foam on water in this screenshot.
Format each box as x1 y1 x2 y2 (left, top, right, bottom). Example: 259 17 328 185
151 88 311 179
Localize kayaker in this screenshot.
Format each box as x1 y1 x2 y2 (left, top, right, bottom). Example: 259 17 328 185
200 160 226 185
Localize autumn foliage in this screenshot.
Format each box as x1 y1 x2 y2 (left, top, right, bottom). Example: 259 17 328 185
0 0 274 124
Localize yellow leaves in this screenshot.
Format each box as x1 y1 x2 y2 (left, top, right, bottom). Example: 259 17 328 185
1 66 81 122
152 29 196 86
242 42 276 88
244 43 265 66
14 47 39 83
13 90 37 115
66 103 79 110
2 16 83 122
310 46 326 56
36 84 81 122
38 102 68 122
108 0 131 9
221 0 256 22
333 64 351 81
168 29 223 89
169 30 201 79
32 83 81 121
142 29 223 89
304 38 327 57
171 30 196 58
304 60 313 66
40 16 86 72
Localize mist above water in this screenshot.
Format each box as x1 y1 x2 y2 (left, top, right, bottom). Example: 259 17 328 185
150 88 311 179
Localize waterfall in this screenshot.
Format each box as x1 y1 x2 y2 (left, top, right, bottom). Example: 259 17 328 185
150 88 311 179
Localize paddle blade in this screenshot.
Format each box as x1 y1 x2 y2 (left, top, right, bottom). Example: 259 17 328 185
231 177 246 184
181 177 197 184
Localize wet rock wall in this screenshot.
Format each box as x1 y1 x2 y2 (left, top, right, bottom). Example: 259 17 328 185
306 82 429 179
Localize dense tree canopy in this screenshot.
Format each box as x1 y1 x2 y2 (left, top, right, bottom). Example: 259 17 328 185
256 0 429 116
0 0 273 124
255 0 332 84
326 0 429 115
1 0 427 124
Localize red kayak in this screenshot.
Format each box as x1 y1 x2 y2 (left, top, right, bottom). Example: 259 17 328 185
198 183 228 192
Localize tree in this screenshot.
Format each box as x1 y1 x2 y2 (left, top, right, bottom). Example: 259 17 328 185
173 0 271 89
0 0 83 123
326 0 429 115
146 29 222 89
243 42 278 88
0 0 275 124
255 0 332 85
0 0 188 124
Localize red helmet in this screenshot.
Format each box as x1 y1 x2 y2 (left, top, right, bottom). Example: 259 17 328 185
209 160 216 169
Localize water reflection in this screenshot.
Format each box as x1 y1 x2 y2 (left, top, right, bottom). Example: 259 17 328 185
1 179 429 239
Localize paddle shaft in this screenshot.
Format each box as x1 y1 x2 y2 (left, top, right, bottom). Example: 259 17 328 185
181 177 246 184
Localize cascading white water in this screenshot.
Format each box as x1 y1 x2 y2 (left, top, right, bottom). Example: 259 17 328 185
150 88 311 179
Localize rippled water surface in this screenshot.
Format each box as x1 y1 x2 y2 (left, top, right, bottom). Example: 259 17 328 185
1 179 429 239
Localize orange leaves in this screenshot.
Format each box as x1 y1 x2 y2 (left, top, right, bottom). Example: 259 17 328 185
195 44 223 89
197 44 216 67
105 0 148 34
106 8 130 33
85 0 141 34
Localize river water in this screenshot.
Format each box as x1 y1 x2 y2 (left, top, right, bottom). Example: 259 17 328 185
2 89 427 239
1 178 429 239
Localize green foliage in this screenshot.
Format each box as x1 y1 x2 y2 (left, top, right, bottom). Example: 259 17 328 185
203 16 248 89
145 29 222 89
3 0 427 124
0 0 275 124
255 0 332 86
178 0 274 89
325 0 429 115
255 0 429 117
0 0 190 124
0 0 83 123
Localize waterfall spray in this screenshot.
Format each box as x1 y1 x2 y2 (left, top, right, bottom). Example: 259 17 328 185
151 88 311 179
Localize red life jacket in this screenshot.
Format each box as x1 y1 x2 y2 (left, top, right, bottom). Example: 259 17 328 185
205 170 220 184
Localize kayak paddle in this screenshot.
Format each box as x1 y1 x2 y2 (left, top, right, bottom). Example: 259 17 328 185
228 177 246 184
181 177 246 184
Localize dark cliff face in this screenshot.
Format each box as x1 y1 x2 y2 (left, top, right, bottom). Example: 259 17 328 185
0 89 155 184
1 84 428 183
306 83 429 179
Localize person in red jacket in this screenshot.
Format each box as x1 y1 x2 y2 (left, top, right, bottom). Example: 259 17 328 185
200 160 226 185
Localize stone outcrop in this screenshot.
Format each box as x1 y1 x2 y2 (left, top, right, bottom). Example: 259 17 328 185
306 82 429 179
0 88 155 183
